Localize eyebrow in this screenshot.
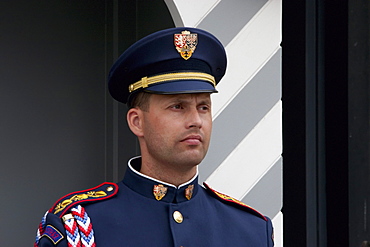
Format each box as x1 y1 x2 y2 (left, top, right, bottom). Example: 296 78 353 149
167 95 211 105
198 98 212 106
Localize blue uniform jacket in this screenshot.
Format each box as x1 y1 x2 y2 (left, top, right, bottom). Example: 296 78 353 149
37 157 274 246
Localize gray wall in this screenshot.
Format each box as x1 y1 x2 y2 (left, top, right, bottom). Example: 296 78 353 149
0 1 173 246
1 2 107 246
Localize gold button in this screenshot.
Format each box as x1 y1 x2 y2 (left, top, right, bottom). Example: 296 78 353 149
173 211 183 223
106 186 114 192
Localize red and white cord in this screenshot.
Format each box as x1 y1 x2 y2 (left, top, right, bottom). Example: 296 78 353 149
70 205 96 247
35 205 95 247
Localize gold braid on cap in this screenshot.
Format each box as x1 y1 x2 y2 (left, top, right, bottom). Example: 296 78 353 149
128 72 216 93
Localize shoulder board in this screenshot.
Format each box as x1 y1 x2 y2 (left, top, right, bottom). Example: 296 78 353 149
203 182 267 221
48 182 118 218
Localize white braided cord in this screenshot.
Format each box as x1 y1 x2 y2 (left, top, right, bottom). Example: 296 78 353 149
35 205 95 247
64 215 81 247
71 205 96 247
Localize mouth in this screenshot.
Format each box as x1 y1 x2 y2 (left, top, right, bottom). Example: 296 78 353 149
180 134 202 145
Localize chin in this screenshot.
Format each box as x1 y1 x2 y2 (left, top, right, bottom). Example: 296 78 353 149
178 156 204 167
173 149 207 166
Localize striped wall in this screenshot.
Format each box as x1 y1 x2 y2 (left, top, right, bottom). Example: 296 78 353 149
165 0 283 246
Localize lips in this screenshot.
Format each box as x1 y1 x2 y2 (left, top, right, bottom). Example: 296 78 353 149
180 134 202 145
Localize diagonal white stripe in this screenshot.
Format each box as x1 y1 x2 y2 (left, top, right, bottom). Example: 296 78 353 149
205 101 282 199
212 0 282 119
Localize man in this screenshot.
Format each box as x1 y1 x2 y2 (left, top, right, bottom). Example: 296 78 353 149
35 27 274 246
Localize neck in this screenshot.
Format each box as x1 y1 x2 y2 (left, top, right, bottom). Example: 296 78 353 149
139 157 197 187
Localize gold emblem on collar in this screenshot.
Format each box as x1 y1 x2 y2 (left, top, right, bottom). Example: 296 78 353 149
153 184 168 201
174 30 198 60
185 184 194 200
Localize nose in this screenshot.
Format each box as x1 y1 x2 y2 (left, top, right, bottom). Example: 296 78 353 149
186 107 202 129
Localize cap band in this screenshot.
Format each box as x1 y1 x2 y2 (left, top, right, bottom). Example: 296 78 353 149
128 72 216 93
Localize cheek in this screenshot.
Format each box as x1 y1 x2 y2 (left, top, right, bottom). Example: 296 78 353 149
144 117 173 139
202 118 213 141
203 115 213 131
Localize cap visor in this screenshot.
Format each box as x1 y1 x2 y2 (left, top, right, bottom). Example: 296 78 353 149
143 80 218 94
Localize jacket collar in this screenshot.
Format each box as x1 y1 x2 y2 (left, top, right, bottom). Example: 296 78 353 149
122 156 199 203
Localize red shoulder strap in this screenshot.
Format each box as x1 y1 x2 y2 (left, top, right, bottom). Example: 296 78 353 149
49 182 118 218
203 182 267 221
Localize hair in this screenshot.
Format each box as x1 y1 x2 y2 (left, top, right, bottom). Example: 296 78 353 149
129 92 152 112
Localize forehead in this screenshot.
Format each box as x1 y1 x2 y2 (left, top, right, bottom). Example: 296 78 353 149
150 93 212 104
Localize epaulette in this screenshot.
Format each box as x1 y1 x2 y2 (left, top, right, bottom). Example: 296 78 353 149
48 182 119 218
203 182 267 221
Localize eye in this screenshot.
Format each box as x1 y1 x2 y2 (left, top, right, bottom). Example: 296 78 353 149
170 104 183 110
198 105 210 112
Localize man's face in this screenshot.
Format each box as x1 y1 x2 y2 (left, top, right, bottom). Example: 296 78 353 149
140 93 212 170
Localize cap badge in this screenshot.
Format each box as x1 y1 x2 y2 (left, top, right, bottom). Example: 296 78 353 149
174 30 197 60
153 184 168 201
185 184 194 200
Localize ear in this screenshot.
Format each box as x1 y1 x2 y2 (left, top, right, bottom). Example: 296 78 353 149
127 108 144 137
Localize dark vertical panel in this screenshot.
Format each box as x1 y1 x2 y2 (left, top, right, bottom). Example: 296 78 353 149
115 0 138 181
104 0 115 182
136 1 175 39
315 1 328 245
284 0 349 246
282 0 308 245
305 0 319 242
324 1 349 246
285 0 370 245
348 1 370 246
306 0 327 246
106 0 138 183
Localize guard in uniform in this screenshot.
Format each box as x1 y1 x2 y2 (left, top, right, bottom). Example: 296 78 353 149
35 27 274 247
